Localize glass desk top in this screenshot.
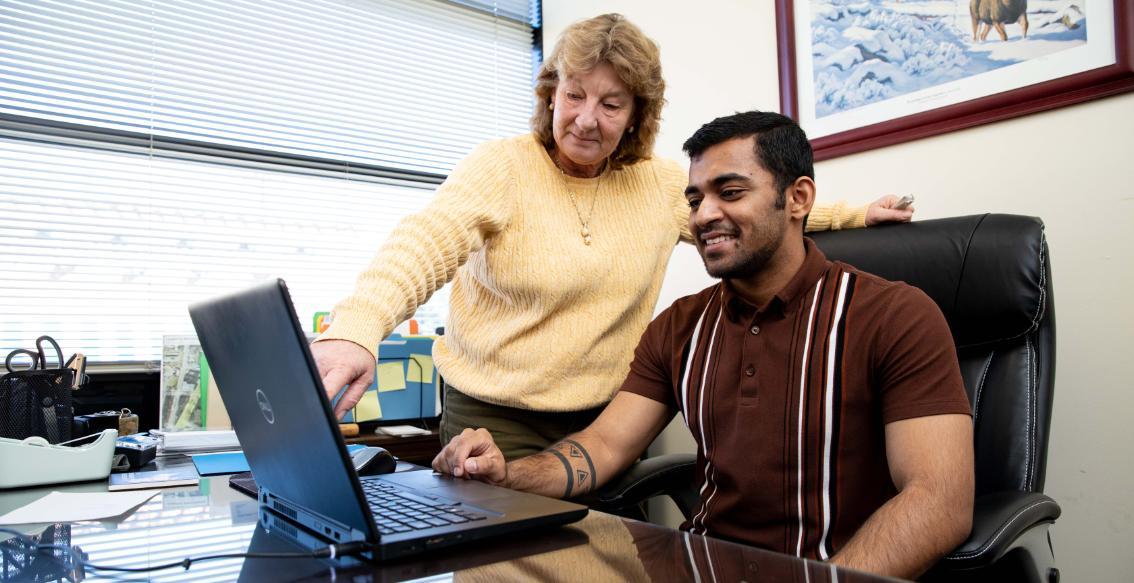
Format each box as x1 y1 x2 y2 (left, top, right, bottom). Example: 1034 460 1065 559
1 472 899 582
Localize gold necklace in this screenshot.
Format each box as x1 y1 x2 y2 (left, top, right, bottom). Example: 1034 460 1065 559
554 160 603 246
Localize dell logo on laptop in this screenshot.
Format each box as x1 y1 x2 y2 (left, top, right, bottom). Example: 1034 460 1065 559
255 389 275 424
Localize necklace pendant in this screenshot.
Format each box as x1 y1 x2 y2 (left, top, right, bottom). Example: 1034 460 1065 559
583 234 592 245
581 225 590 238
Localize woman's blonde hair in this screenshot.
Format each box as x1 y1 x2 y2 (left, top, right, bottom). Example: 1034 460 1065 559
531 13 665 171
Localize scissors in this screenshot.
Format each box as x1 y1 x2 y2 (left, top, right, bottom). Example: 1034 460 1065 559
4 335 64 373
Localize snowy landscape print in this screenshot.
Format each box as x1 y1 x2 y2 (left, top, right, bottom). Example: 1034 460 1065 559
809 0 1089 118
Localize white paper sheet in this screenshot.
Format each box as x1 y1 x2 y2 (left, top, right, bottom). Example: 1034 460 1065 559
0 490 159 525
373 424 432 437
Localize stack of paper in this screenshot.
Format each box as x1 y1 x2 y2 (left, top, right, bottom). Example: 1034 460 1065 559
150 429 240 454
108 465 200 491
373 425 433 437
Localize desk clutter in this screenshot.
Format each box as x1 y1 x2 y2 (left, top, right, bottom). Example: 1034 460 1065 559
1 335 87 445
1 328 438 492
0 429 169 490
158 332 442 435
0 336 120 489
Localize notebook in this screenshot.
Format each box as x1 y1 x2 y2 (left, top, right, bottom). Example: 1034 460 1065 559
188 279 587 560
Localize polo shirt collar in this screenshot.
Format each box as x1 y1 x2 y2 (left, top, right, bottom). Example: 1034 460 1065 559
722 238 830 321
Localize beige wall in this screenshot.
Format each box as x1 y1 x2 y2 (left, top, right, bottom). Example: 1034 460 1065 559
544 1 1134 580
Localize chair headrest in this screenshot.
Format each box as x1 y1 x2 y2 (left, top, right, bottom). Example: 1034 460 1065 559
808 214 1048 348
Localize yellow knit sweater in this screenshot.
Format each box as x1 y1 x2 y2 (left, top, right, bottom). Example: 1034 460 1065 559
319 134 866 411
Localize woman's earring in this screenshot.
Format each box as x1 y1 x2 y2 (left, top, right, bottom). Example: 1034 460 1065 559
628 126 635 133
548 102 554 110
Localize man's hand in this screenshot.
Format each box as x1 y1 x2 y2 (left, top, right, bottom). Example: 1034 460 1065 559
310 339 375 418
432 428 508 486
431 393 672 499
865 195 916 226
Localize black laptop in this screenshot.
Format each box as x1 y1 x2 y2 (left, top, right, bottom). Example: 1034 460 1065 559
188 279 587 560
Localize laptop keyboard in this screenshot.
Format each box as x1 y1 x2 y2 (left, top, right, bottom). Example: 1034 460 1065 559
361 479 488 535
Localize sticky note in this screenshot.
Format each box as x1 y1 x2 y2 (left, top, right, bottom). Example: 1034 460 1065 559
407 354 434 383
376 362 406 392
354 390 383 421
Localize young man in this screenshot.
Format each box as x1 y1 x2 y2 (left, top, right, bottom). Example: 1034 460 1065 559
432 111 973 579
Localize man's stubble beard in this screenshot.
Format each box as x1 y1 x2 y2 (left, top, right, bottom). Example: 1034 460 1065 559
702 214 786 280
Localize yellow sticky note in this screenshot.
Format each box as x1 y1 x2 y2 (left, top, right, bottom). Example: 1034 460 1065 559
407 354 434 383
354 390 382 421
376 362 406 392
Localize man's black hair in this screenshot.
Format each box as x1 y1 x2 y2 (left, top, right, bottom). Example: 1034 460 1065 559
682 111 814 205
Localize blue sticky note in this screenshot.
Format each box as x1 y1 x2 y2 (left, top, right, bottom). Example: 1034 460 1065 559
192 444 366 476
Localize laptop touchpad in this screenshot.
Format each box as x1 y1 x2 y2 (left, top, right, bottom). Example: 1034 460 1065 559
380 469 529 503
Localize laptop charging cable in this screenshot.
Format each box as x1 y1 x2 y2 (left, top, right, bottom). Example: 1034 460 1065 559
0 527 372 577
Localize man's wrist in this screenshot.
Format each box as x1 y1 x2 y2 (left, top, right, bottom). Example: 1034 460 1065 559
500 461 511 489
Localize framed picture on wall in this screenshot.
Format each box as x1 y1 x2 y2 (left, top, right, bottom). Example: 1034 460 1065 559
777 0 1134 160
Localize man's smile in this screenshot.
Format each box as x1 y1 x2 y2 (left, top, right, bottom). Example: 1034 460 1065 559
699 230 739 254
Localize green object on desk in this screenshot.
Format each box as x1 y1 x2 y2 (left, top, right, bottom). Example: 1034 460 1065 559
199 353 211 426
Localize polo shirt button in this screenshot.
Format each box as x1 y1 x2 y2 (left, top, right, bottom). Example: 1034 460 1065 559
744 365 755 377
750 325 760 335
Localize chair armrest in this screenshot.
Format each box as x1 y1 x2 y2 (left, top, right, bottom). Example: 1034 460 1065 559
939 491 1061 570
593 454 698 517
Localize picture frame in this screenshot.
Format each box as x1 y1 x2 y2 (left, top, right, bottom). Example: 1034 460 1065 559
777 0 1134 160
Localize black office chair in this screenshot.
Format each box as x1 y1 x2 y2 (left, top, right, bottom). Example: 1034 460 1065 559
594 214 1060 582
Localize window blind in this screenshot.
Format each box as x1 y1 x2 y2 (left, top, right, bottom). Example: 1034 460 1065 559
1 0 535 174
0 0 537 365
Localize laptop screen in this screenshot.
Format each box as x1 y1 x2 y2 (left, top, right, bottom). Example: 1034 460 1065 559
189 280 374 539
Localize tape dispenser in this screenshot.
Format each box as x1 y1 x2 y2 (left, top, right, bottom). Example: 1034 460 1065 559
0 429 118 489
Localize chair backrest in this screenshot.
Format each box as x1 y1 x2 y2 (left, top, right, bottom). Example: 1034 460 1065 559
809 214 1055 495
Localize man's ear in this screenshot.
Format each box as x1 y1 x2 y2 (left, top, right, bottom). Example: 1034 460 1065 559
787 176 816 222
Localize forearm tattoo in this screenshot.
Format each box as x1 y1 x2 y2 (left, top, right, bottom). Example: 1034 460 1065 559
545 439 597 499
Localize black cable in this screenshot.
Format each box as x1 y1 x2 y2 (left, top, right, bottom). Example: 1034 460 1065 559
0 527 370 575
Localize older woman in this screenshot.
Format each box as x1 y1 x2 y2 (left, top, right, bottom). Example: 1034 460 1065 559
314 14 911 459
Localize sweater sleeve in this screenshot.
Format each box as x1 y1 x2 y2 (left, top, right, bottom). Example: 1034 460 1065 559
805 201 868 232
317 140 517 355
653 157 695 244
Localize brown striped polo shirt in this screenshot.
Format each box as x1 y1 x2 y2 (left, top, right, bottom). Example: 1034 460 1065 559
620 238 971 560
